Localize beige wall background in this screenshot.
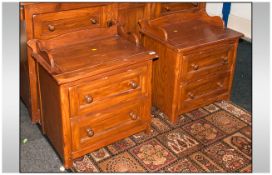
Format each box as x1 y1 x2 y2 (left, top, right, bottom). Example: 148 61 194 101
206 3 252 41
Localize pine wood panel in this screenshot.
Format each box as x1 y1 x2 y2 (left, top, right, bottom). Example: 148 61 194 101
68 64 149 117
70 99 148 152
33 6 104 39
179 71 230 113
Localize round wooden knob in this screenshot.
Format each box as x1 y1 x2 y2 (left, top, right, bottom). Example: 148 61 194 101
48 24 55 32
165 6 170 11
129 112 138 120
191 64 199 70
222 57 228 64
107 20 113 27
192 2 198 7
90 18 97 24
217 82 223 88
130 81 138 89
86 128 94 137
85 95 93 104
188 92 195 99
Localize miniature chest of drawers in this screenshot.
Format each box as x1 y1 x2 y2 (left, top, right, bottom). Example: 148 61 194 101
27 25 157 168
139 11 243 123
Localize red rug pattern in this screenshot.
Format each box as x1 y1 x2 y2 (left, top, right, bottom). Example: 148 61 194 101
71 101 252 173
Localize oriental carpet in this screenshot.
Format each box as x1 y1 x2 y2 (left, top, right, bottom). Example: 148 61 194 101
71 100 252 173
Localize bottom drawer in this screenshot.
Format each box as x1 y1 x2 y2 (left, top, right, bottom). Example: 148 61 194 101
179 72 230 113
70 99 149 153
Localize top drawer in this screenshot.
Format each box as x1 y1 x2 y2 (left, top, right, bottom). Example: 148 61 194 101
69 64 150 117
161 3 199 15
181 43 235 81
33 6 104 39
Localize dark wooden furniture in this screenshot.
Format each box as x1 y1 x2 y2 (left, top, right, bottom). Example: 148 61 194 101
20 2 205 124
139 11 243 123
27 24 157 168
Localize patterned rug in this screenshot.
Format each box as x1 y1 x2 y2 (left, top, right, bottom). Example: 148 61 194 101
71 101 252 173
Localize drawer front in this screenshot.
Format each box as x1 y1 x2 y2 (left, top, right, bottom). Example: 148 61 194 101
182 44 235 81
161 3 199 15
33 6 105 39
70 100 148 152
69 65 149 117
179 72 230 112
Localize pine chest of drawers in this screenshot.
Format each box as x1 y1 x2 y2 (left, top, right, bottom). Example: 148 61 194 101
20 2 206 124
27 26 157 168
139 11 243 123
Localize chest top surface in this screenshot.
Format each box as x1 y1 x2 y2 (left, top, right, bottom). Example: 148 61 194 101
139 11 243 51
47 36 146 72
27 26 157 84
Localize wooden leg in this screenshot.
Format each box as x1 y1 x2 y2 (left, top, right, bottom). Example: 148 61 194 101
145 124 151 134
63 157 73 169
63 155 73 169
40 124 46 135
170 118 178 125
227 95 231 101
169 112 178 124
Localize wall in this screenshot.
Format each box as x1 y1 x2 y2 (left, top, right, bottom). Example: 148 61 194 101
206 2 252 40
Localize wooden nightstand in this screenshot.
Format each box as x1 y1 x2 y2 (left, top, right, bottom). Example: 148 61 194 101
27 25 157 168
139 11 243 123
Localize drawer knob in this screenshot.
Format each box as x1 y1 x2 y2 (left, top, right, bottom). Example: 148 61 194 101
85 95 93 104
48 24 55 32
107 20 113 28
191 64 199 70
164 6 170 11
130 81 138 89
217 82 223 88
192 2 198 7
90 18 97 24
86 128 94 137
222 57 228 64
129 112 138 120
188 92 195 99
